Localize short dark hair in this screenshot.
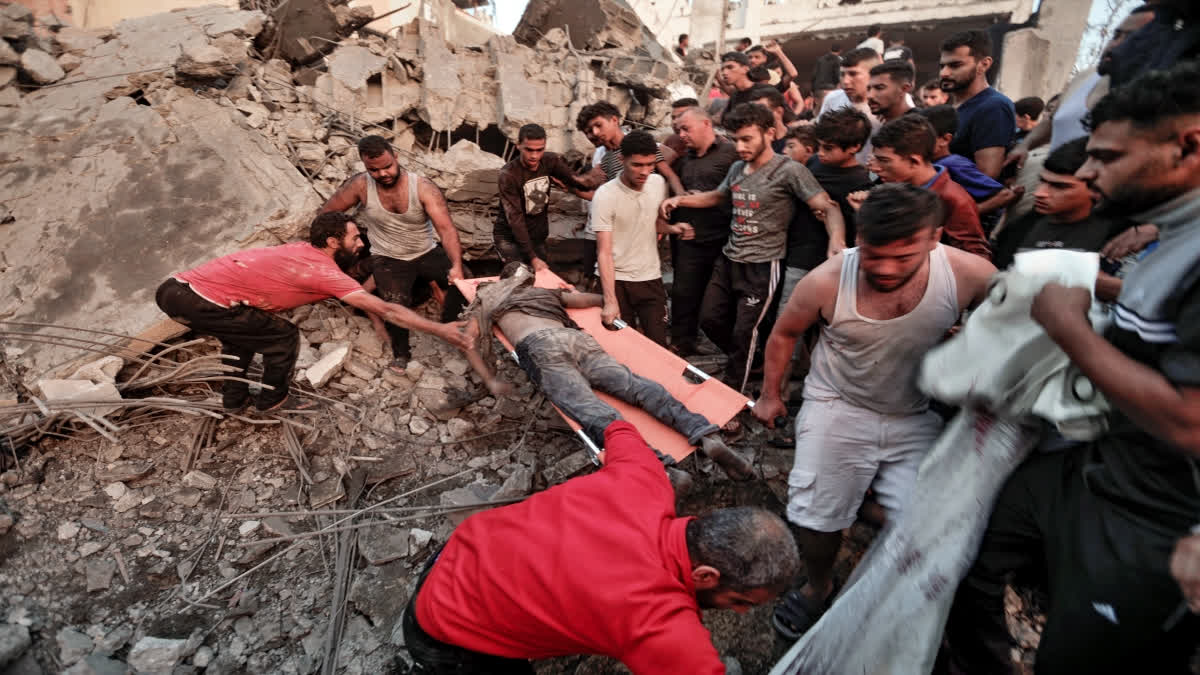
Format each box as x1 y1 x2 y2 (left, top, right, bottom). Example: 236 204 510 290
867 24 881 37
748 84 785 110
915 104 959 138
1087 61 1200 132
722 51 750 66
678 33 688 43
309 212 354 247
870 59 915 85
841 47 882 68
785 125 818 151
722 102 775 134
921 78 942 92
685 507 800 594
356 135 392 159
1042 136 1090 175
748 65 771 83
857 184 946 245
518 123 547 143
577 101 621 131
814 106 872 149
738 37 752 46
1014 96 1045 120
620 129 658 159
747 45 765 55
872 114 936 162
672 97 700 109
941 30 992 60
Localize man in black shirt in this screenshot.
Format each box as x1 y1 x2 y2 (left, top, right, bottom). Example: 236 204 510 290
945 62 1200 674
717 51 757 125
495 124 601 271
992 138 1129 270
669 107 739 356
811 44 842 92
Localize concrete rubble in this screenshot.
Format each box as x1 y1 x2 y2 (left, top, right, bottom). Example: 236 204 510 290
0 2 834 674
0 0 698 384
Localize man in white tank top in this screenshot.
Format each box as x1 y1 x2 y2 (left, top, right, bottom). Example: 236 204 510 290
320 135 468 371
752 184 996 639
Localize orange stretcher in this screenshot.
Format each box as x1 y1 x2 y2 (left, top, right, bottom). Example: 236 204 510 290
455 269 752 464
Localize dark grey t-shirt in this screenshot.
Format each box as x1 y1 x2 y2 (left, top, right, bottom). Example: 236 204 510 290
717 153 823 263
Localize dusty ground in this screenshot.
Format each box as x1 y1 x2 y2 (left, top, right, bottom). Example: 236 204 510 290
0 295 1066 675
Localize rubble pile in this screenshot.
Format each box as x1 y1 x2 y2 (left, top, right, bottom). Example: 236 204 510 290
0 0 694 379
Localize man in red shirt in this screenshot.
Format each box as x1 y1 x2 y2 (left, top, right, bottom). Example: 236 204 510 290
856 115 992 260
155 212 471 411
405 422 800 674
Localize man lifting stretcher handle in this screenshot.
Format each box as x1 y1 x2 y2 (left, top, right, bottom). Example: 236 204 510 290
461 262 756 481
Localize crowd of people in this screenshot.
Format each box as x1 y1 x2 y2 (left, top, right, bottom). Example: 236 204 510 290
152 4 1200 673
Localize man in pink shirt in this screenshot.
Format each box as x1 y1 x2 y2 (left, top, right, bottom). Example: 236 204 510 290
155 212 471 411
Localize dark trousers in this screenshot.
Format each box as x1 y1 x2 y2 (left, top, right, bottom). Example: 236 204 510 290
404 549 534 674
370 247 466 360
944 448 1200 674
615 278 669 347
155 279 298 407
669 238 726 349
515 328 718 448
699 256 783 392
493 225 548 266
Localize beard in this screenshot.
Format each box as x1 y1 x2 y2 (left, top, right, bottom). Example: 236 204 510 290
333 246 359 272
940 74 971 93
863 264 922 293
376 172 399 187
1093 182 1182 218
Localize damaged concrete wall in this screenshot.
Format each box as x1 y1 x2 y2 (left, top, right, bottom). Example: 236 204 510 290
0 7 319 379
0 0 685 380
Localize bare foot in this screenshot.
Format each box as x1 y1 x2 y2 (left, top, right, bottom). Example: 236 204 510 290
700 435 755 481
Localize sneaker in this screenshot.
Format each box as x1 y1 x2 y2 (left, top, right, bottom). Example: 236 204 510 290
255 393 317 413
222 389 250 412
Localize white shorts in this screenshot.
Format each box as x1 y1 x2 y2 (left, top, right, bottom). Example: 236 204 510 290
787 397 944 532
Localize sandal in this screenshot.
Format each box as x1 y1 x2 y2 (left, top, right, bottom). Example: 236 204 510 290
388 355 410 376
772 579 840 641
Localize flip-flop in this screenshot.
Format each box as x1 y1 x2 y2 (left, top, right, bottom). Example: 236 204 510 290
387 355 409 376
772 579 840 641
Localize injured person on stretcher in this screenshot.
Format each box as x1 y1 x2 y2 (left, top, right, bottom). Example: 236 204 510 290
462 261 755 481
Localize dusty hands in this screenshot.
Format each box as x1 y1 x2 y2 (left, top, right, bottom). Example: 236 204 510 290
440 321 475 351
1031 283 1092 338
1170 532 1200 613
448 265 465 283
846 190 869 211
1100 224 1158 260
672 223 696 240
660 196 682 220
1005 147 1028 171
751 395 787 428
601 301 620 328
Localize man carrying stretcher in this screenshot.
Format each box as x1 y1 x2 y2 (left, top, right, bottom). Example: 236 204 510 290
461 261 755 480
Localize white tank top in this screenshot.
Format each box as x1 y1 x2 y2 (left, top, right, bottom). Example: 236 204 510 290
357 171 436 261
804 245 960 415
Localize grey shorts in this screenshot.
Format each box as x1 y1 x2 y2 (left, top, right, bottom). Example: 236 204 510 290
787 397 943 532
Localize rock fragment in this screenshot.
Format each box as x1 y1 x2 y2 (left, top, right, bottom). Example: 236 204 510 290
19 49 65 85
127 636 188 674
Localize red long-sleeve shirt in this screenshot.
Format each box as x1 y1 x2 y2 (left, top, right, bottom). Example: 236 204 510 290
925 167 992 260
415 421 725 674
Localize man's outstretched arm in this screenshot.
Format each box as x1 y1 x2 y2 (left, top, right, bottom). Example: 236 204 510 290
341 291 473 352
752 261 838 426
460 315 511 396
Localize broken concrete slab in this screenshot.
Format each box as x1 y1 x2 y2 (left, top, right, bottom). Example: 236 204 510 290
127 636 188 673
2 10 317 380
326 45 386 93
35 379 123 416
514 0 670 62
85 559 117 592
307 344 350 388
20 49 66 84
359 529 410 565
175 36 246 80
271 0 370 66
434 140 504 202
0 42 18 67
56 627 94 666
0 624 31 668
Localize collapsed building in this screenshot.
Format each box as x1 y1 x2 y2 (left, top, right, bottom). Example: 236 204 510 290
0 0 695 385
